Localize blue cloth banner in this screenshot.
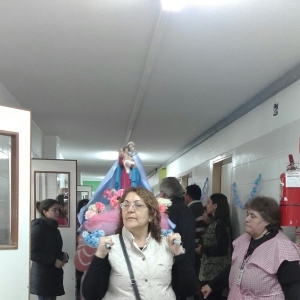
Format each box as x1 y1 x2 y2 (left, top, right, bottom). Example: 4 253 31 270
232 173 262 209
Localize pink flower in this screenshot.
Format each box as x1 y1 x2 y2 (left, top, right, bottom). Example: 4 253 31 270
116 189 124 198
102 189 111 197
88 204 97 212
85 210 96 220
110 198 118 208
109 194 118 203
159 204 166 213
103 188 124 208
95 202 105 212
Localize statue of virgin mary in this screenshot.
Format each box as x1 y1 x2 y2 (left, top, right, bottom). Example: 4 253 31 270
78 141 151 224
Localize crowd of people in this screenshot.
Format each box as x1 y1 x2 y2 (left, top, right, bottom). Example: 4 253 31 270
29 142 300 300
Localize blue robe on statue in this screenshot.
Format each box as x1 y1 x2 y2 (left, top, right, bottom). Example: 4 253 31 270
78 152 151 225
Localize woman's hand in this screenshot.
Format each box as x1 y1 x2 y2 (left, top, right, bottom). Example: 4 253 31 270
167 233 185 256
201 284 212 299
54 259 65 268
95 236 114 259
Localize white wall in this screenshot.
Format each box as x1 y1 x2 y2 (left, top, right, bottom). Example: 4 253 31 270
0 82 21 108
0 106 31 299
0 81 44 159
32 122 43 158
149 79 300 241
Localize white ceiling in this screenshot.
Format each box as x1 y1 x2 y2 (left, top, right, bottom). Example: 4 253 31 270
1 0 300 180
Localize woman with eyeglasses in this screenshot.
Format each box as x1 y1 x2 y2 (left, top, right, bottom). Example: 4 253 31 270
81 187 198 300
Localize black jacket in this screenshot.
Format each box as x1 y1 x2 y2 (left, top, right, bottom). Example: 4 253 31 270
168 197 196 266
30 217 65 296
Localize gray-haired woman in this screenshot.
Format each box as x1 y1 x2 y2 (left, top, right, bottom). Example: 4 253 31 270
201 196 300 300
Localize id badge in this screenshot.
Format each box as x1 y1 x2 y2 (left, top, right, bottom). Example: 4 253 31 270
236 268 244 286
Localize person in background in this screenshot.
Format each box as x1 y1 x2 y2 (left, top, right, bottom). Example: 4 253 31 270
184 184 207 300
56 195 68 226
198 193 232 300
201 196 300 300
77 198 89 229
76 198 89 300
81 187 198 300
30 199 68 300
58 187 68 198
160 177 196 266
194 207 211 300
202 207 211 226
184 184 206 277
159 177 196 300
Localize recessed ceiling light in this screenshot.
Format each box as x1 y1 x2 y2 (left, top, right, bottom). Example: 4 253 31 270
97 151 118 161
161 0 234 12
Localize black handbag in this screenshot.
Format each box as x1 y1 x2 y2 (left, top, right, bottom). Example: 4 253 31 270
119 234 142 300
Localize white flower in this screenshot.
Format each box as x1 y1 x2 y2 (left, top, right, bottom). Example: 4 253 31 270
157 198 172 207
82 231 89 238
88 204 98 212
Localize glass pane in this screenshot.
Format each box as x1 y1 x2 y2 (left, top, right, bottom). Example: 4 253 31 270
77 191 89 201
0 135 11 245
35 172 70 227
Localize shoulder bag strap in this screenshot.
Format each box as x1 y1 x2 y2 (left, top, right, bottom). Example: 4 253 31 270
119 234 142 300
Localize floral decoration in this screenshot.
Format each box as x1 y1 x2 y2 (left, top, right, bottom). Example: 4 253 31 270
81 189 124 248
82 229 105 248
103 188 124 208
84 202 105 220
157 198 172 214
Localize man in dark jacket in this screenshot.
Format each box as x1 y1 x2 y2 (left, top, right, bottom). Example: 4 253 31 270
184 184 207 276
159 177 196 300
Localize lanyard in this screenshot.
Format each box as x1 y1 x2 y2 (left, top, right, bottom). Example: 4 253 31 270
236 251 251 286
240 251 251 269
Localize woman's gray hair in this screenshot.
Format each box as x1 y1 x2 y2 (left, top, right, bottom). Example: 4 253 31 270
159 177 183 198
245 196 281 232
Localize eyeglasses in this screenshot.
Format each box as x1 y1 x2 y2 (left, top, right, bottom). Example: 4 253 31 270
120 201 147 211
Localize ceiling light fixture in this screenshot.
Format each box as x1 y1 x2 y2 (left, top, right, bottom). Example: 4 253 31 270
0 152 9 159
97 151 119 161
161 0 234 12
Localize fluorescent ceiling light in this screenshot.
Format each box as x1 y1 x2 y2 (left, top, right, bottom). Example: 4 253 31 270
97 151 118 161
0 152 9 159
161 0 234 12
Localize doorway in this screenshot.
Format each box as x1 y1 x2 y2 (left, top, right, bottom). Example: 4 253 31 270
212 156 232 208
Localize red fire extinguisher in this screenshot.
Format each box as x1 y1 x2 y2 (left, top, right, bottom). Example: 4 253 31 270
280 155 300 226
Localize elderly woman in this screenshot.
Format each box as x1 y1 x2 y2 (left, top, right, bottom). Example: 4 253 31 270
82 187 198 300
201 196 300 300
